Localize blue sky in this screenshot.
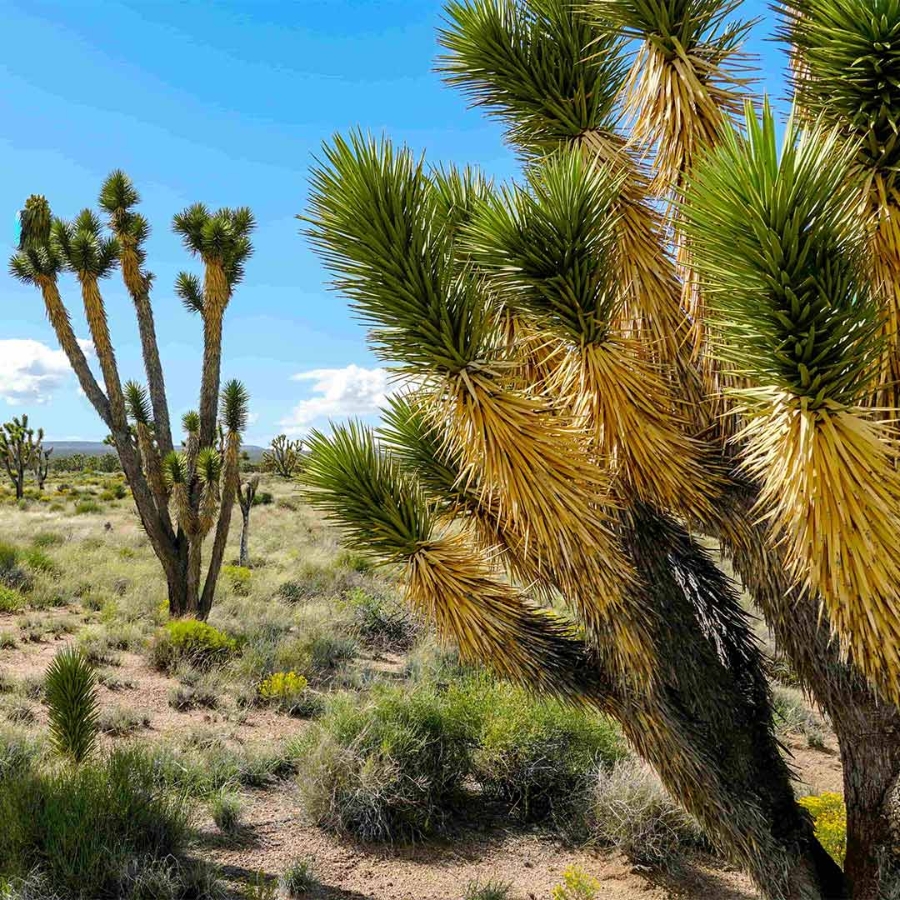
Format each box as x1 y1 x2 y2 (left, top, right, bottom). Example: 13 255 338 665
0 0 784 443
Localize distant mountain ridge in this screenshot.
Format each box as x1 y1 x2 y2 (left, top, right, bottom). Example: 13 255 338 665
46 441 267 460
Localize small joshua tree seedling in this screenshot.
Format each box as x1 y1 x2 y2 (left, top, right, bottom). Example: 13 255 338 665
45 646 99 763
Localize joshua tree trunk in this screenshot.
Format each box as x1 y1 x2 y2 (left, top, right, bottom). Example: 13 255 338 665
239 508 250 568
237 475 258 568
716 487 900 899
620 505 846 899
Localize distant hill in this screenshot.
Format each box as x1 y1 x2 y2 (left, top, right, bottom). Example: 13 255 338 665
46 441 267 461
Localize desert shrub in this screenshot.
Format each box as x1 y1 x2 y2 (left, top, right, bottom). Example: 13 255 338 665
210 789 243 834
150 620 236 671
344 587 417 650
168 683 219 712
297 684 474 842
18 675 44 701
222 565 252 596
772 685 827 749
45 647 99 763
798 792 846 866
0 587 24 613
98 705 150 736
0 728 43 781
464 880 512 900
32 532 64 549
551 867 600 900
0 748 189 899
2 699 35 725
21 548 57 575
334 547 373 573
257 671 321 717
275 580 306 604
251 491 274 507
96 671 136 692
275 631 357 684
76 627 122 667
74 500 101 515
0 631 16 649
472 680 624 828
590 758 705 870
242 873 278 900
115 856 226 900
280 859 317 897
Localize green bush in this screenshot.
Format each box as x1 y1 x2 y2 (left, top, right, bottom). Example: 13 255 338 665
251 491 274 507
798 792 846 866
74 500 101 515
0 748 189 899
589 758 705 870
298 683 477 841
32 532 64 549
21 549 56 575
210 789 243 834
280 859 317 897
472 680 624 828
0 586 24 613
45 647 99 763
222 565 252 596
98 705 150 737
551 867 600 900
464 880 512 900
150 620 237 671
344 587 417 650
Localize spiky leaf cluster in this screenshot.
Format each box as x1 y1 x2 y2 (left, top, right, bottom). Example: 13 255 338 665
124 381 152 426
466 149 623 344
51 210 120 278
221 379 249 434
684 103 881 407
781 0 900 176
45 647 99 764
197 447 223 485
306 132 496 374
438 0 626 152
172 203 255 287
304 422 432 560
163 451 188 485
98 170 151 266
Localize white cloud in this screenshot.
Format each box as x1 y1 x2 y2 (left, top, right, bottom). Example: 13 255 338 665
279 364 396 436
0 339 93 405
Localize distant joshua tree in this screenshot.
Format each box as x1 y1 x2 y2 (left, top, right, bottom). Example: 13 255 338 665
236 474 259 567
0 415 44 499
262 434 303 478
10 175 255 619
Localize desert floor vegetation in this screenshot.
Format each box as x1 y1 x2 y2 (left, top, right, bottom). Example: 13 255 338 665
0 471 843 899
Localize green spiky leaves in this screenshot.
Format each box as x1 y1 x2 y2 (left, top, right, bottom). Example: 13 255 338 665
172 204 255 288
304 421 433 560
466 149 623 344
175 272 204 315
182 411 200 435
197 447 223 485
220 379 249 434
438 0 626 152
124 381 152 426
45 647 99 764
781 0 900 174
51 210 120 278
306 132 496 375
596 0 753 59
162 451 188 485
18 195 53 251
684 102 881 407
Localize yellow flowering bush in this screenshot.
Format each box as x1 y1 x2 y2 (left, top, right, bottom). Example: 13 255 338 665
550 866 599 900
798 792 846 865
259 671 309 702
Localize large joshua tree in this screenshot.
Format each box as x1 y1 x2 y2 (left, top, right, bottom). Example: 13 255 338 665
0 415 40 500
301 1 900 897
9 176 254 619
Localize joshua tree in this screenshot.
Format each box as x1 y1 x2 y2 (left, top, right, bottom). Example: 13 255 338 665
9 175 255 619
32 435 52 492
302 1 900 896
262 434 303 478
236 474 259 567
0 415 40 500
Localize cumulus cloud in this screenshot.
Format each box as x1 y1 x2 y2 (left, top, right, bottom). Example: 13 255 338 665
279 364 396 436
0 339 93 405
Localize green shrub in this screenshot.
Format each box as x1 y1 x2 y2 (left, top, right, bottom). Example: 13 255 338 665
275 580 306 604
0 748 189 899
98 705 150 737
297 684 474 842
150 620 237 671
464 880 512 900
74 500 101 515
344 587 417 650
472 680 624 828
275 632 357 683
0 543 19 576
590 758 705 870
222 565 252 596
551 867 600 900
210 789 243 834
32 532 64 549
44 647 99 763
0 586 24 613
2 699 35 725
798 792 846 866
280 858 317 897
20 549 57 575
335 547 373 573
251 491 274 507
0 632 16 649
242 872 278 900
257 671 322 716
